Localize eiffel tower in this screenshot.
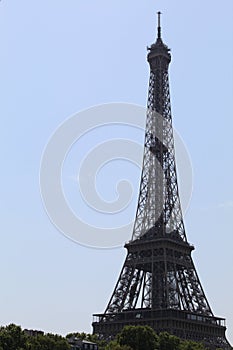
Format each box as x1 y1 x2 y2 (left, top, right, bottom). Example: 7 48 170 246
92 13 231 349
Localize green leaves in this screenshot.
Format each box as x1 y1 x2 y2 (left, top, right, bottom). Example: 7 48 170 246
106 341 133 350
157 332 180 350
179 340 207 350
0 323 230 350
109 326 213 350
0 324 26 350
0 325 69 350
117 325 158 350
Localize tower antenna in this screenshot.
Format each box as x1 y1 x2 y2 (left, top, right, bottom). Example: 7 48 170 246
157 11 162 39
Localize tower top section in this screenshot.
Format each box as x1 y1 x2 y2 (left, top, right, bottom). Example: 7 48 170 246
147 12 171 66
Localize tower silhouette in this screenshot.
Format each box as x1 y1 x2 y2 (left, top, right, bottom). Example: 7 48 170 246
92 13 231 349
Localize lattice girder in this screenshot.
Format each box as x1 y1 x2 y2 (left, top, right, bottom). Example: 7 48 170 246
103 238 212 316
92 15 231 349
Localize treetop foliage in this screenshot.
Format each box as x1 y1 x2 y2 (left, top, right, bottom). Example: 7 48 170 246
0 323 230 350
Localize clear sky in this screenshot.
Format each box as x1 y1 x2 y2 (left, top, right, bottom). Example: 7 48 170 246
1 0 233 345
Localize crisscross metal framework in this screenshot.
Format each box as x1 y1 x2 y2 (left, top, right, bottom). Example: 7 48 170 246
92 15 231 350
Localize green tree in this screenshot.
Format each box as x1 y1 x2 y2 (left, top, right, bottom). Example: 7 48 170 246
66 331 87 340
157 332 180 350
0 324 26 350
106 340 132 350
117 325 158 350
179 339 207 350
26 332 69 350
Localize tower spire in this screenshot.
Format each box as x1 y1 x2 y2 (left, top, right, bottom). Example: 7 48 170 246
157 11 162 39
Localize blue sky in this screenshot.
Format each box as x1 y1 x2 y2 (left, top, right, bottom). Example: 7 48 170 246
0 0 233 345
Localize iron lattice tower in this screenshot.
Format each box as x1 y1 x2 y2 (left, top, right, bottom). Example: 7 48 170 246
92 13 231 349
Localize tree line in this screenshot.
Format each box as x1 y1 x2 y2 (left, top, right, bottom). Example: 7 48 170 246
0 323 230 350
